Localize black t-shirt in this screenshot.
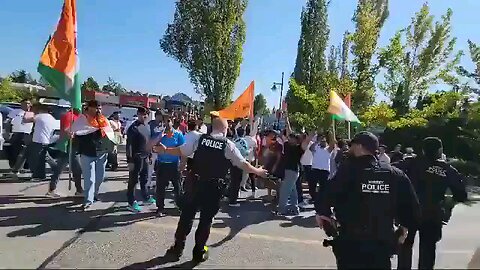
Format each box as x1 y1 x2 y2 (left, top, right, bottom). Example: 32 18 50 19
283 142 304 172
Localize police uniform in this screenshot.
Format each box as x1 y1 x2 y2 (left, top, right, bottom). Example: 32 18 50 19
394 146 467 270
316 133 420 269
166 131 247 262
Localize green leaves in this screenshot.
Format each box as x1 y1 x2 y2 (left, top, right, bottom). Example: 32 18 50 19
81 77 100 92
0 77 21 102
253 94 269 116
351 0 387 112
161 0 247 110
378 3 462 111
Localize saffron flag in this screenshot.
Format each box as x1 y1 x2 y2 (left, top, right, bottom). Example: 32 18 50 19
216 81 255 120
327 90 361 124
38 0 81 110
344 93 352 108
71 114 117 144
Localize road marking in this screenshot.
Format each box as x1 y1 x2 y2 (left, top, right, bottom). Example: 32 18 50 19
136 221 325 245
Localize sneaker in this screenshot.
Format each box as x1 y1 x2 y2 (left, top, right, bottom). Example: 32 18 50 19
82 202 93 211
156 209 166 218
192 246 209 263
144 197 157 206
240 187 248 192
45 191 61 198
127 201 142 213
74 191 84 197
94 196 99 202
298 201 309 208
31 178 46 182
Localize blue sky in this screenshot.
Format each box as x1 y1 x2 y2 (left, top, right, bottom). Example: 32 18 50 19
0 0 478 108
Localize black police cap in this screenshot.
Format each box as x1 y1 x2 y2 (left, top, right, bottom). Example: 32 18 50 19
351 131 379 154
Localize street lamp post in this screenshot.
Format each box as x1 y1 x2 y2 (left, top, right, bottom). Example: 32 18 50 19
271 72 284 129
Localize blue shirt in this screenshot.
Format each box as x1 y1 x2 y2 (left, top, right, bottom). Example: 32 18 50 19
154 129 185 163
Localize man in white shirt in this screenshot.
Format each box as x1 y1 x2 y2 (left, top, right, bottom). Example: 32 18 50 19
7 99 33 170
23 104 57 180
298 136 313 207
309 134 335 204
378 144 391 165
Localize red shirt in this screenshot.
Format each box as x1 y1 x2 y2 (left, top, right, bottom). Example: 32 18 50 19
60 111 80 131
179 121 188 134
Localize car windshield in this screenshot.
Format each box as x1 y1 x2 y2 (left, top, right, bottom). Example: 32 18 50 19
48 106 69 120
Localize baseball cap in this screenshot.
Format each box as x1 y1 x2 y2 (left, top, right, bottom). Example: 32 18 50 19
351 131 379 154
422 137 443 156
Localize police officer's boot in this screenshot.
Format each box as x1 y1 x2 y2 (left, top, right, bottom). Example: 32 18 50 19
165 242 184 261
192 245 209 263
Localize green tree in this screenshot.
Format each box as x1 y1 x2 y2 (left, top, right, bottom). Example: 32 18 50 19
0 78 21 102
350 0 389 112
457 40 480 95
160 0 247 110
101 77 124 95
378 4 462 115
81 77 100 92
287 0 330 126
288 78 329 131
253 94 269 116
9 69 36 84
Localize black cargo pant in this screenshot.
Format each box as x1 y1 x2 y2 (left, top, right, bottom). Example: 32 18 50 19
227 165 243 204
155 162 181 211
397 221 443 270
296 165 310 203
308 168 329 202
127 155 149 205
173 178 223 253
334 238 392 269
8 132 29 170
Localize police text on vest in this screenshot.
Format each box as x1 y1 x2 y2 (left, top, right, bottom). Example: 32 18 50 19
201 138 224 150
361 180 390 194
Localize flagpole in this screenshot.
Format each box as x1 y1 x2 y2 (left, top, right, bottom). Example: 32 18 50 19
68 109 73 191
332 116 336 140
347 121 351 140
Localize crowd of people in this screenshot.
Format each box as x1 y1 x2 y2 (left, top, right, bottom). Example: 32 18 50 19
1 98 470 269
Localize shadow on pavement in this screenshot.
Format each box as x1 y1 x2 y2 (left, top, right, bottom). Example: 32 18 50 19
120 254 197 270
279 215 317 228
0 190 158 238
208 200 277 248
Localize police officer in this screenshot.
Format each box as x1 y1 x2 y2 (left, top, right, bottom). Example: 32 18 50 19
154 117 268 263
395 137 468 270
315 131 420 269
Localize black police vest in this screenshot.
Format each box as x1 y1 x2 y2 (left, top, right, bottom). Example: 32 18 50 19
340 162 397 242
192 134 230 180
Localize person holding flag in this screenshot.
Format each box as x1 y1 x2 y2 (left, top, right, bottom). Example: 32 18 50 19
71 100 116 210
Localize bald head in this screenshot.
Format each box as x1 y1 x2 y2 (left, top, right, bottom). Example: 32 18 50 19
212 117 228 134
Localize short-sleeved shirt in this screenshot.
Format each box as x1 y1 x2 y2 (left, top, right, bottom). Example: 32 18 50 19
32 113 56 144
8 109 33 134
184 130 201 158
179 132 246 169
155 129 185 163
60 111 80 131
283 142 304 172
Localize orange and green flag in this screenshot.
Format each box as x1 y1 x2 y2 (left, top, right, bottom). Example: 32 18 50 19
327 90 361 124
38 0 81 110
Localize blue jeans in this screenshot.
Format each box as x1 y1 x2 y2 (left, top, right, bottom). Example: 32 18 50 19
80 154 107 204
278 169 300 214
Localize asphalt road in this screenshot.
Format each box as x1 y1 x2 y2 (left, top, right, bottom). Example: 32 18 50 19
1 160 480 269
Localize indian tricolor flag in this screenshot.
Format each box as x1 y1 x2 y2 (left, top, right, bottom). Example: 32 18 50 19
327 90 361 124
38 0 81 110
